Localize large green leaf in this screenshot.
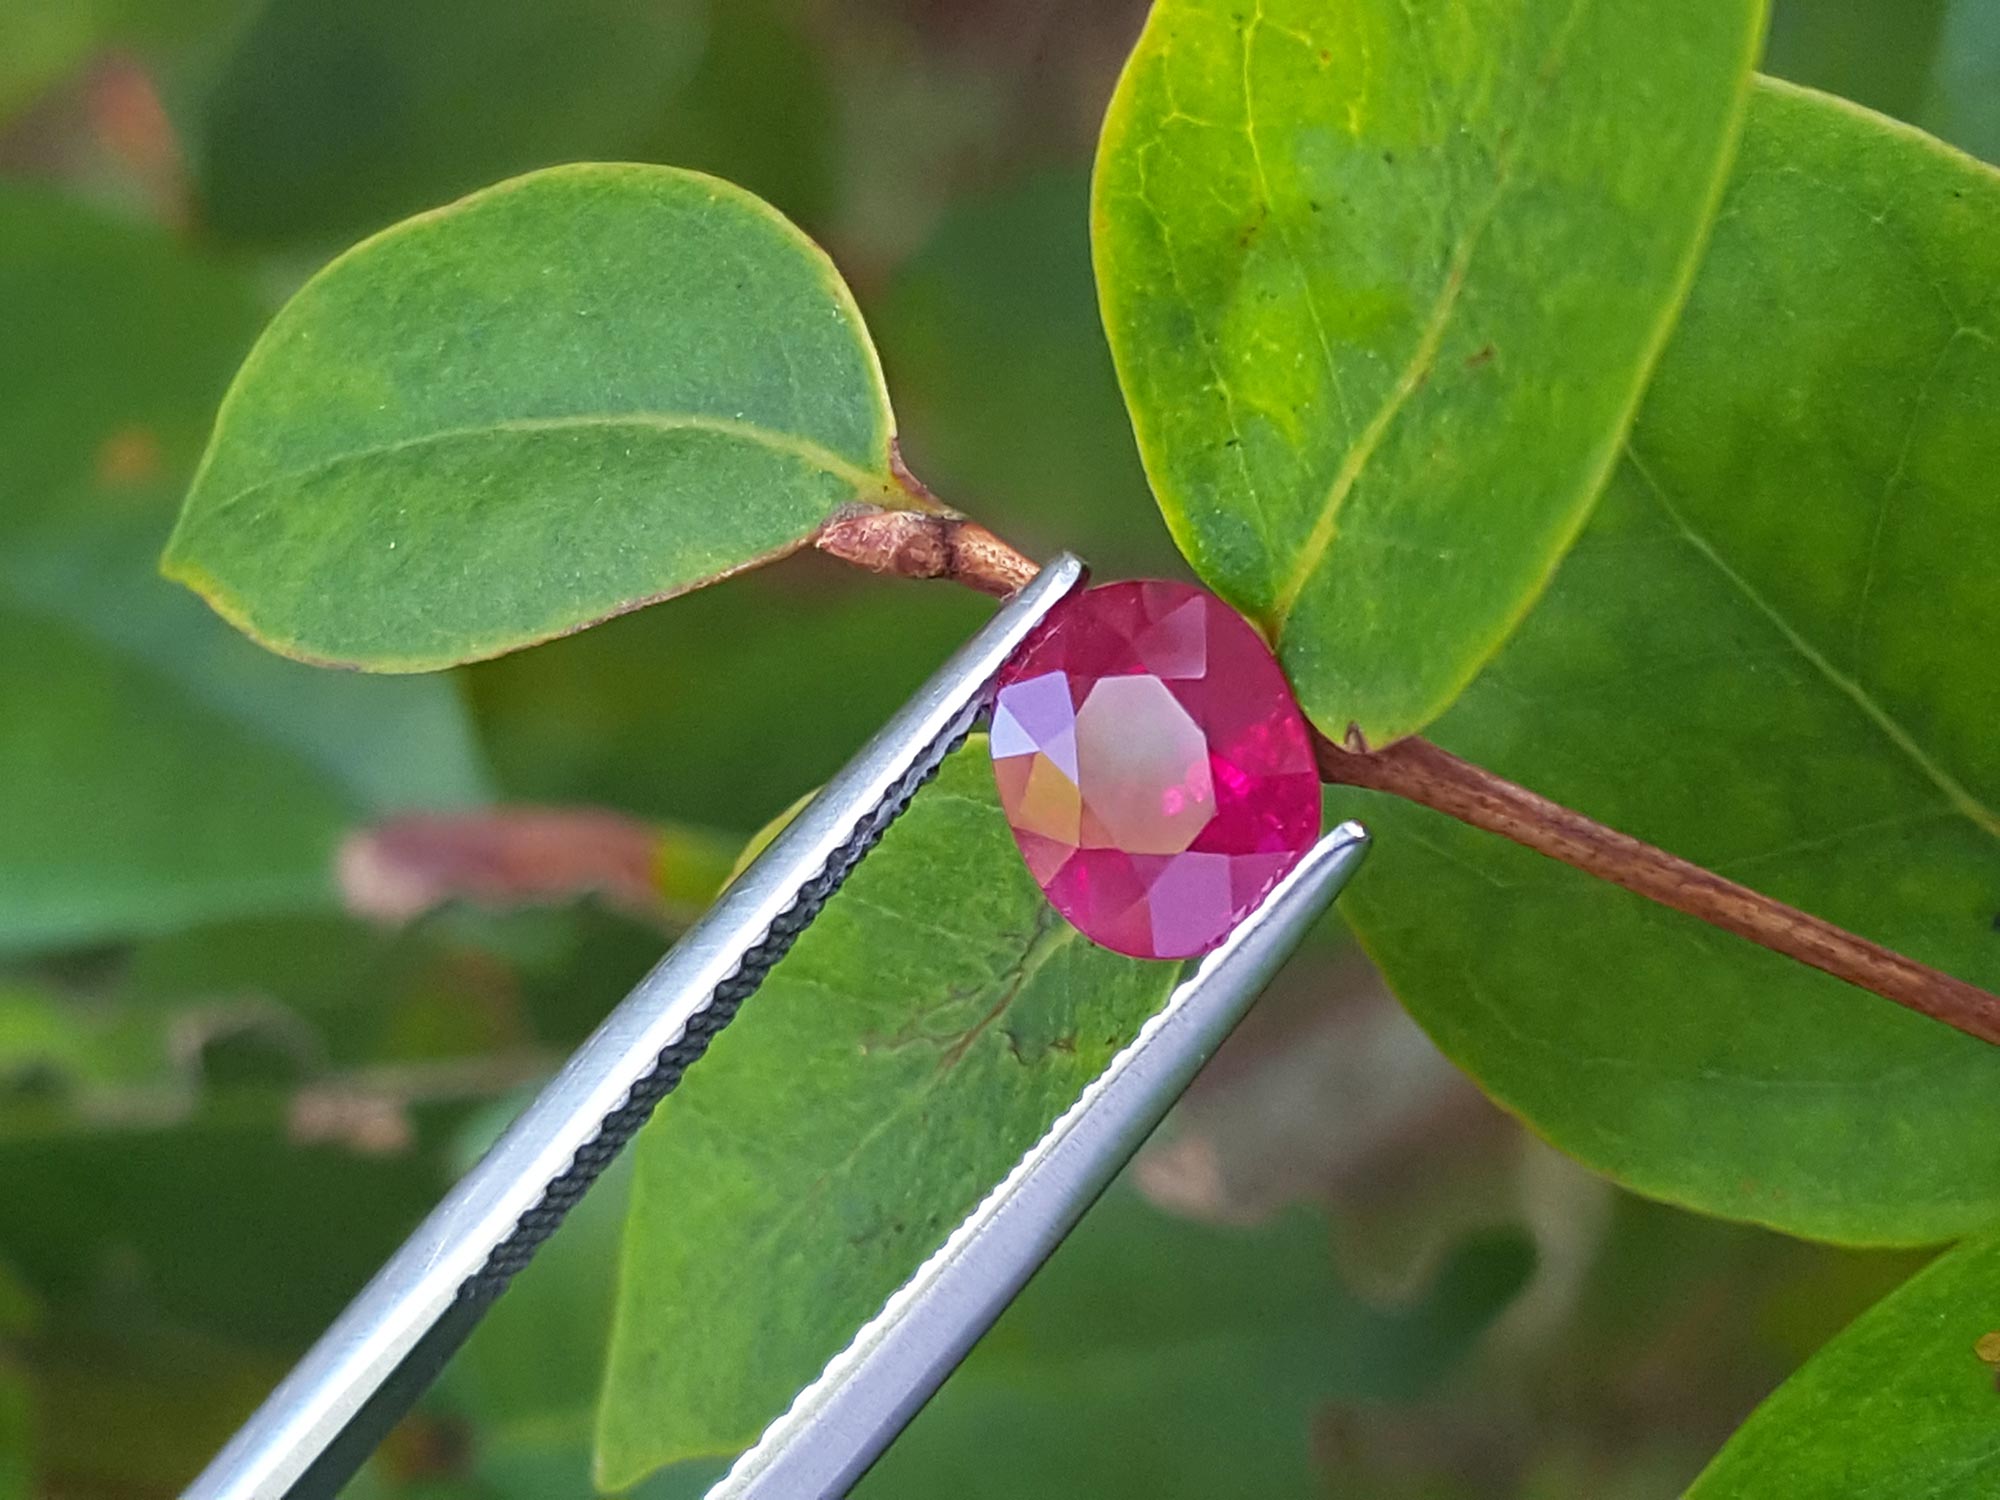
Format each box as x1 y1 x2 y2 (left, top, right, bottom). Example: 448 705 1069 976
860 1187 1532 1500
1092 0 1767 743
0 188 486 953
184 0 702 246
1688 1234 1996 1496
595 743 1183 1487
165 164 908 671
1335 80 2000 1244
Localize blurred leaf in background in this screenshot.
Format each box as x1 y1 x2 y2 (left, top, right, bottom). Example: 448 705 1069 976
0 184 486 954
1764 0 2000 161
183 0 704 246
863 1189 1533 1500
0 0 248 124
1 0 1998 1496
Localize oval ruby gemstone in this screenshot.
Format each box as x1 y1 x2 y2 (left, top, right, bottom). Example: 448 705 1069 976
989 580 1321 960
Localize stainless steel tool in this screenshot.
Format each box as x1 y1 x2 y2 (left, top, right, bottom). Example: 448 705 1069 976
184 551 1369 1500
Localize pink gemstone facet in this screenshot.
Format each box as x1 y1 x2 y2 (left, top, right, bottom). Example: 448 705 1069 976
990 580 1320 960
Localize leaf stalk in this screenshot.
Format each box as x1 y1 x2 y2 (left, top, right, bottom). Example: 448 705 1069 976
878 522 2000 1047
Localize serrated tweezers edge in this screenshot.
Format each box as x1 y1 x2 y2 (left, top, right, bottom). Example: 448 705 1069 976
711 820 1371 1500
183 553 1089 1500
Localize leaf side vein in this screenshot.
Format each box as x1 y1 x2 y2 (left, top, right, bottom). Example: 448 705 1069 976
1627 449 2000 840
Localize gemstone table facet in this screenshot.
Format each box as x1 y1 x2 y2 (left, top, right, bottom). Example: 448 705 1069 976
989 580 1321 960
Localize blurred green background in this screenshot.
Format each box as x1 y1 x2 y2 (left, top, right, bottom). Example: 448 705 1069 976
0 1 1992 1495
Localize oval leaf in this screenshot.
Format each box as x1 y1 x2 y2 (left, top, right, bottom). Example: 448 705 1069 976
1689 1233 2000 1497
1093 0 1767 743
1335 81 2000 1243
165 164 904 671
595 744 1183 1486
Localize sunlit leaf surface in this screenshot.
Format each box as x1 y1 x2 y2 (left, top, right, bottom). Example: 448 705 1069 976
1094 0 1767 742
1337 81 2000 1244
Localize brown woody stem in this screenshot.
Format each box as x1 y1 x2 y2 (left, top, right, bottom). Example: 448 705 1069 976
1316 733 2000 1047
816 505 1038 598
845 516 2000 1047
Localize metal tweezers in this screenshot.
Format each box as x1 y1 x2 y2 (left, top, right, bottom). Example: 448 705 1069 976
186 553 1371 1500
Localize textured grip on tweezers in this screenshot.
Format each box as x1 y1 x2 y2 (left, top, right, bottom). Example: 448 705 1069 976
458 704 983 1304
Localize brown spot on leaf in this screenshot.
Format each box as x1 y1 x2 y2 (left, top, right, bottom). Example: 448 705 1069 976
1976 1330 2000 1365
1464 344 1496 370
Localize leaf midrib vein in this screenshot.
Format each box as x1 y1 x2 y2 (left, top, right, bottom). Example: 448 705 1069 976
1265 0 1595 632
192 412 887 518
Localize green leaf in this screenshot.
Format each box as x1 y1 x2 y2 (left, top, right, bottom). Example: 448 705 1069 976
595 743 1183 1487
859 1187 1532 1500
0 188 487 953
184 0 702 246
1334 80 2000 1243
1092 0 1768 743
165 163 907 671
1688 1234 2000 1497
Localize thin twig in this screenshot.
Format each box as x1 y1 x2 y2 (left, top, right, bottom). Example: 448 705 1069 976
816 504 1038 598
855 516 2000 1046
1317 733 2000 1047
